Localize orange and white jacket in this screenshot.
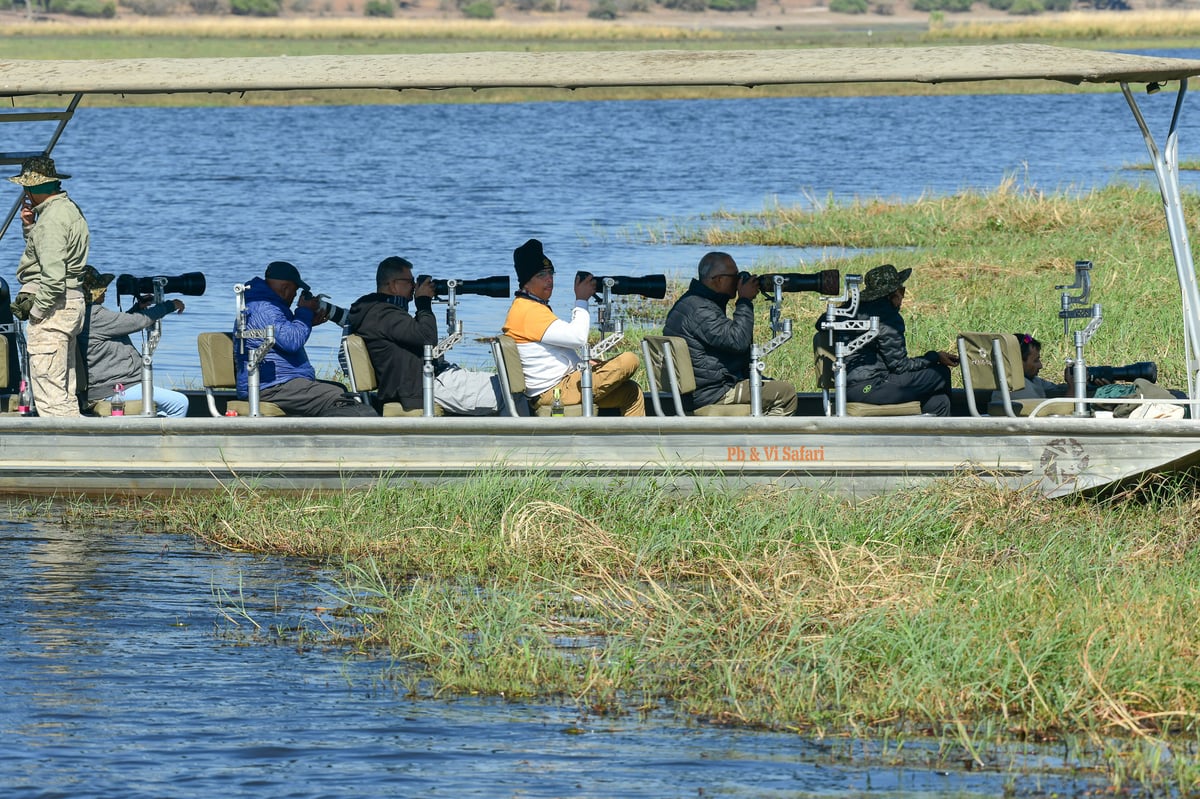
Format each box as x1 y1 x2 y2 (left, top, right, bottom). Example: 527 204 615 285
502 295 591 396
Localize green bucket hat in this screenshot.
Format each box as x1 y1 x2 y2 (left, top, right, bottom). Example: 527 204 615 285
8 155 71 187
859 263 912 302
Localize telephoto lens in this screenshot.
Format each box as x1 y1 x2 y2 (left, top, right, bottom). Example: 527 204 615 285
584 274 668 300
116 272 207 297
1087 361 1158 384
417 276 511 298
755 269 841 296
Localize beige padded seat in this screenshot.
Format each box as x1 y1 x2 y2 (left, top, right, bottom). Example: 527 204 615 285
813 339 922 417
340 333 441 417
640 335 753 417
92 399 146 416
197 332 286 417
491 334 582 417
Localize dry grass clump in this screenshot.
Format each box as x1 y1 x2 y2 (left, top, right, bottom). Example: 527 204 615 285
929 9 1200 40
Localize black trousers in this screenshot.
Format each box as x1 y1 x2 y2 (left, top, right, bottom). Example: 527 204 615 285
848 364 952 417
261 377 378 418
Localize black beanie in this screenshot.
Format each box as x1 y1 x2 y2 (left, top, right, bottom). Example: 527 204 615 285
514 239 553 288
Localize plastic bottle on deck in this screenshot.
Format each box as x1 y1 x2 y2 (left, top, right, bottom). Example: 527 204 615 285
111 383 126 416
551 388 564 417
17 380 31 416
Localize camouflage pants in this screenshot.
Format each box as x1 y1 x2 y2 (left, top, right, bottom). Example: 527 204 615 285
26 292 85 418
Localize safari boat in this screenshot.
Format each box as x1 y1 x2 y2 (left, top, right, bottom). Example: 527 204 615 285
2 44 1200 499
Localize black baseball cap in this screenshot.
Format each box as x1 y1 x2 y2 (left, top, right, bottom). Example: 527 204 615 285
265 260 311 292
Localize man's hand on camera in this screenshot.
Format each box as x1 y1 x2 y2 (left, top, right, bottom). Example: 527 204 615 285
574 273 596 302
296 292 320 313
171 299 185 314
415 278 436 300
736 273 758 301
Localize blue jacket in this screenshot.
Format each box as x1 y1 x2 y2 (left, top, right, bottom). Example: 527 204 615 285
234 276 317 396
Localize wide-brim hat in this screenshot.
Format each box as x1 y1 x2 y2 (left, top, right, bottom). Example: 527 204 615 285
83 265 116 303
859 263 912 302
8 155 71 187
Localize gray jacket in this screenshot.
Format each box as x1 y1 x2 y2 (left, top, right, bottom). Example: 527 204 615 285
86 302 176 402
662 279 754 409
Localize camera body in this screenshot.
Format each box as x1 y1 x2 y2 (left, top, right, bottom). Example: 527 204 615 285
575 272 667 300
116 271 207 298
300 290 349 327
417 275 510 298
755 269 841 296
1087 361 1158 385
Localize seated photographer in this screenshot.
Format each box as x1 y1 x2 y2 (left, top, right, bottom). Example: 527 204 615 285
83 266 190 418
501 239 644 416
823 264 957 416
347 256 503 415
1002 333 1180 412
662 252 797 416
235 261 377 418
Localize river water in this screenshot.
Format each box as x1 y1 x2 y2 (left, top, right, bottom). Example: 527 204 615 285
2 66 1198 794
1 518 1107 798
2 75 1198 380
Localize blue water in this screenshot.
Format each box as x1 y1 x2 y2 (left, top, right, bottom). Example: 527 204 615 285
0 519 1107 798
2 86 1196 379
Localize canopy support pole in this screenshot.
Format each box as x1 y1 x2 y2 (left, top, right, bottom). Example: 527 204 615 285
1122 80 1200 402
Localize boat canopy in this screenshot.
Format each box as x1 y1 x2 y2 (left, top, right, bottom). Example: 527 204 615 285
2 44 1200 97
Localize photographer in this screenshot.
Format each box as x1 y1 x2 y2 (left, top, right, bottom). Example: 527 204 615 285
663 252 797 416
83 266 190 417
501 239 644 417
235 261 377 418
347 256 503 415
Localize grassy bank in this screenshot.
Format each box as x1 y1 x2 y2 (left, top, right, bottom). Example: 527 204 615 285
96 469 1200 793
624 177 1197 393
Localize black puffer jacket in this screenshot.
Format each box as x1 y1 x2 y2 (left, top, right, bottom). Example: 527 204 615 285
346 293 438 409
824 297 939 388
662 279 754 409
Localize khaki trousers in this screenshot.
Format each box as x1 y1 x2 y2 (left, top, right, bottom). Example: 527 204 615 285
534 352 645 417
26 292 85 418
715 378 798 417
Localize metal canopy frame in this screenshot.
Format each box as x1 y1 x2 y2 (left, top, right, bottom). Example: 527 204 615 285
2 45 1200 405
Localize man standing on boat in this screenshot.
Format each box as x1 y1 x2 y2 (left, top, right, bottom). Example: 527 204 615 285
501 239 644 416
8 156 89 417
235 261 377 417
662 252 798 416
347 256 503 415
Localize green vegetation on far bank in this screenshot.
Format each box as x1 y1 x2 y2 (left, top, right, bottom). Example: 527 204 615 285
94 467 1200 794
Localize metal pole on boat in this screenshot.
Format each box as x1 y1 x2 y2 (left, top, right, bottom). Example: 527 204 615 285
422 344 436 417
580 341 595 417
749 344 763 417
1122 80 1200 404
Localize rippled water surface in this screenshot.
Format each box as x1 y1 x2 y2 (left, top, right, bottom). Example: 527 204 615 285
0 520 1110 798
3 83 1198 378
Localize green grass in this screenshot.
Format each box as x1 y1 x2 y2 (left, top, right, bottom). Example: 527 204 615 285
101 468 1200 793
649 176 1198 392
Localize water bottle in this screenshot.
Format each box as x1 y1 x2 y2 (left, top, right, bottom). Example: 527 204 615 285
17 379 31 416
111 383 126 417
550 387 564 417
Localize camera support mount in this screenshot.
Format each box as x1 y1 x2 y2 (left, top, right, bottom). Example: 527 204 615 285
420 281 470 417
572 279 632 417
817 275 883 418
748 274 797 417
234 283 277 418
1057 260 1103 417
131 276 170 417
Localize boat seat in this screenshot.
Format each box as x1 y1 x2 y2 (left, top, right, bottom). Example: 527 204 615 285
92 399 146 416
196 332 286 417
340 333 439 417
640 335 752 417
489 334 577 417
954 331 1067 417
813 338 922 417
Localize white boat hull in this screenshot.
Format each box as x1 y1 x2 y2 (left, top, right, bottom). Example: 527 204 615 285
5 415 1198 498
